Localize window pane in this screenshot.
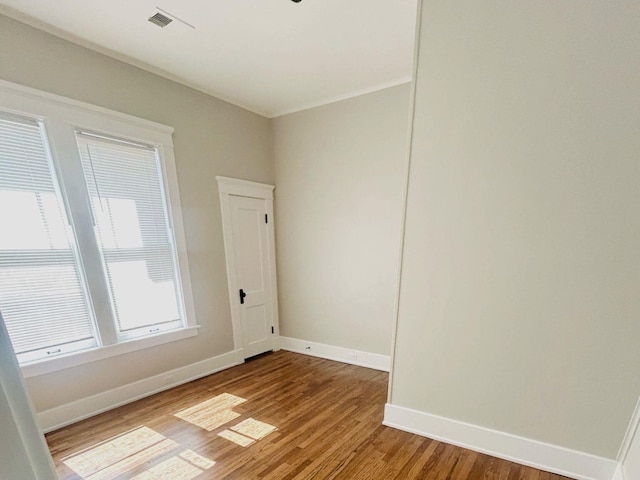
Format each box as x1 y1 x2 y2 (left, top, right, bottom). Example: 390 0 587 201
0 114 96 363
77 133 183 338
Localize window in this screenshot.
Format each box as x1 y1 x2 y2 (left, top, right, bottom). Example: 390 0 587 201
0 114 96 363
77 133 183 340
0 80 197 374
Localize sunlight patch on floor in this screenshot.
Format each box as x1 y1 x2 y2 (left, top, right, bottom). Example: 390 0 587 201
63 427 175 478
174 392 247 431
62 426 214 479
217 418 277 447
130 450 215 480
218 429 256 447
231 418 277 440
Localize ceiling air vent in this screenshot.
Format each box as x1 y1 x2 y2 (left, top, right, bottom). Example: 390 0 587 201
148 12 173 28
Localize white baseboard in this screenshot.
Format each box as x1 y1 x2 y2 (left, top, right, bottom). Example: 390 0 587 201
383 403 618 480
278 337 390 372
38 349 244 433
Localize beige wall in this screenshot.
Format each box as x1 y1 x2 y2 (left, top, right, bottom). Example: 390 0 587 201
273 85 411 355
390 0 640 458
0 14 274 411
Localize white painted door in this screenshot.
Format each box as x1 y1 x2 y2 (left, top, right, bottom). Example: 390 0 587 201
229 194 274 358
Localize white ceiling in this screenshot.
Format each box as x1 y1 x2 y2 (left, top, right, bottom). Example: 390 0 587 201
0 0 417 117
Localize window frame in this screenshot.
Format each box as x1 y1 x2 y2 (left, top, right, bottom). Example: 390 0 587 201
75 131 187 342
0 80 199 378
0 113 100 363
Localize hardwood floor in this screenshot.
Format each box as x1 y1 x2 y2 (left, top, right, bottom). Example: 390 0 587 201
46 351 571 480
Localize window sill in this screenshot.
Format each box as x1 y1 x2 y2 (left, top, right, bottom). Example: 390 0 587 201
21 326 200 378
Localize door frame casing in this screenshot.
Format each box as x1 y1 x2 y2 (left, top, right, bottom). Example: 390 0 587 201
216 176 279 360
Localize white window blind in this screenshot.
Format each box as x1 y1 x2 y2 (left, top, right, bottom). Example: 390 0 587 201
76 132 183 339
0 114 96 363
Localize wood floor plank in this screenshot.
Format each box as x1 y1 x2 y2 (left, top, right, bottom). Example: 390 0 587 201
46 351 574 480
